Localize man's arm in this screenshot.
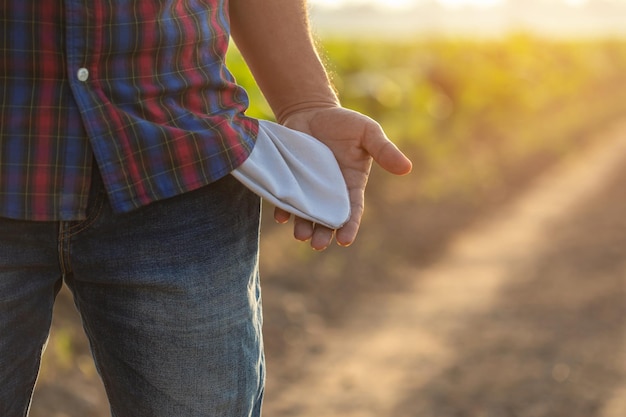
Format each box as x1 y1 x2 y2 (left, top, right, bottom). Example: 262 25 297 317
229 0 338 123
229 0 412 250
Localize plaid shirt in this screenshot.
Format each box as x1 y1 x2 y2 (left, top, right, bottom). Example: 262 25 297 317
0 0 258 221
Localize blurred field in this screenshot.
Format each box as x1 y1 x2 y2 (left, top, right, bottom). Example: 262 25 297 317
232 34 626 202
237 32 626 366
33 35 626 416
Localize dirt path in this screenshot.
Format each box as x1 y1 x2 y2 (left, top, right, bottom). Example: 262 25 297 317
263 121 626 417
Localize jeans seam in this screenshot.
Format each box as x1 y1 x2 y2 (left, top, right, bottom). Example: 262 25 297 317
58 222 71 276
58 189 106 275
65 190 106 238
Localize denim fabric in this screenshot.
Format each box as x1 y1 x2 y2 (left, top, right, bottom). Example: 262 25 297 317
0 173 264 417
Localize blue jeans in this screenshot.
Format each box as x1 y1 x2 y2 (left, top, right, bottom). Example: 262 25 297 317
0 173 264 417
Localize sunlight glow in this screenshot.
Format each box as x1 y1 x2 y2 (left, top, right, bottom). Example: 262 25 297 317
310 0 598 10
308 0 626 37
437 0 505 8
563 0 589 7
309 0 507 10
310 0 416 10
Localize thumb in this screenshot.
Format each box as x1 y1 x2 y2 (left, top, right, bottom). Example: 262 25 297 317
363 124 413 176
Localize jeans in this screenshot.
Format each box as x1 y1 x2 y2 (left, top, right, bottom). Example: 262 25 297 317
0 173 264 417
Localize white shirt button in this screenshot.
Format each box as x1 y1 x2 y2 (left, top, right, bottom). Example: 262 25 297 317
77 68 89 82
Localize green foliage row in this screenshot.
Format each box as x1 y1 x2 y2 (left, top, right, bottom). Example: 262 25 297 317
228 35 626 201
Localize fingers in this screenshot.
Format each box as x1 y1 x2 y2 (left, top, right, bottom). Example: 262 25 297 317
276 210 340 250
335 217 360 248
293 217 314 241
310 226 335 251
274 207 291 224
292 217 335 251
293 186 364 250
296 201 363 250
294 221 356 251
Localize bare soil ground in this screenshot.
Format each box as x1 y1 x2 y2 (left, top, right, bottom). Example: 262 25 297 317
262 120 626 417
31 121 626 417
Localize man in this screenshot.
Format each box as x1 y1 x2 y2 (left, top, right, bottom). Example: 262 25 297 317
0 0 412 416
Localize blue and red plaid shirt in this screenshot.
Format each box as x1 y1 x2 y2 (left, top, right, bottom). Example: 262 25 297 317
0 0 258 221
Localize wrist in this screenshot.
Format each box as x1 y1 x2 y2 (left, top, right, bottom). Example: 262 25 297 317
276 99 340 125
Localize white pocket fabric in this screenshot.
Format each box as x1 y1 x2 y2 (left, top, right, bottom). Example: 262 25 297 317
231 120 350 229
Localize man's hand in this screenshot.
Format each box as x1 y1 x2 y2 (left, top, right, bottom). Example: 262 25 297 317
275 106 413 250
230 2 411 250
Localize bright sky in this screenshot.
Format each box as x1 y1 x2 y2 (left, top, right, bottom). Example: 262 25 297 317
309 0 592 10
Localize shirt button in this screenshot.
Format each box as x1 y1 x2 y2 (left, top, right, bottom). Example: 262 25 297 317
77 68 89 82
